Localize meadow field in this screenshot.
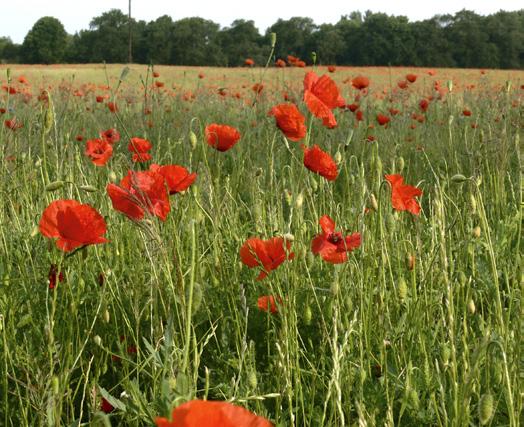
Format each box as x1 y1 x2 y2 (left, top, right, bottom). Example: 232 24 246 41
0 63 522 426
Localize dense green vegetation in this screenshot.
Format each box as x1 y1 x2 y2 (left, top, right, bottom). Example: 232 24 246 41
0 64 522 425
0 9 523 68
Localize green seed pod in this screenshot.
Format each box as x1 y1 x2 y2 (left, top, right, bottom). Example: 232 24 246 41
447 80 453 93
330 280 339 297
451 174 468 183
467 299 476 314
103 309 110 323
270 32 277 49
311 51 317 65
295 192 304 209
397 156 405 172
94 335 102 347
458 271 468 286
370 193 378 211
79 185 97 192
109 170 118 183
30 226 39 238
189 130 198 150
478 393 494 425
334 150 342 165
247 371 258 389
398 277 408 302
45 180 64 192
310 177 318 192
303 305 312 325
492 363 503 385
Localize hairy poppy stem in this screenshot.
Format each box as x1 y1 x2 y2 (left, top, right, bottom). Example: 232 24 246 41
182 220 197 373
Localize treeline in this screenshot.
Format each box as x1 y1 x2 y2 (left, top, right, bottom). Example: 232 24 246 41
1 9 523 68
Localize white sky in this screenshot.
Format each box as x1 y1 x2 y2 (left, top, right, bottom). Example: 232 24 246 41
1 0 522 43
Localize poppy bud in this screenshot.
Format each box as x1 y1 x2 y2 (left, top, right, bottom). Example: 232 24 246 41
189 130 197 150
451 174 468 183
119 66 130 82
409 389 420 410
467 299 476 314
30 226 39 237
478 393 494 425
370 194 378 211
283 233 294 242
447 80 453 93
295 192 304 209
270 32 277 48
330 281 339 296
407 254 415 271
310 178 318 192
94 335 102 347
303 305 312 325
311 51 317 65
334 150 342 165
45 180 64 191
103 309 110 323
284 189 292 206
472 226 481 238
469 194 477 214
109 171 118 183
79 185 97 193
397 157 405 172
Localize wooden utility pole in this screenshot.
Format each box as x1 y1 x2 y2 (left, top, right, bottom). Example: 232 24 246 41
128 0 132 63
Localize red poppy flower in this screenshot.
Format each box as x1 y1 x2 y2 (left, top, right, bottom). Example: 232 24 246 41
39 200 108 252
376 114 390 126
327 65 336 73
406 74 417 83
154 81 165 88
355 110 364 121
462 109 472 117
347 103 359 112
385 174 423 215
107 170 170 221
258 295 280 314
268 103 306 141
352 76 370 90
85 138 113 166
302 144 338 181
252 83 264 94
153 71 160 78
0 108 6 114
4 118 23 130
303 71 345 128
205 124 241 152
100 128 120 144
155 400 273 427
75 135 84 142
275 59 286 68
128 137 152 162
311 215 361 264
107 102 118 113
198 72 205 79
244 58 255 66
389 108 400 116
149 164 197 194
240 237 294 280
48 264 64 289
419 99 429 112
397 80 408 89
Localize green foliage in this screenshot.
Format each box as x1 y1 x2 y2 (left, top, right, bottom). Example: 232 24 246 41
20 17 67 64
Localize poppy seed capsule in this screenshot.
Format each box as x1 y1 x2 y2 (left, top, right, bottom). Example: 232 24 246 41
303 305 312 325
103 309 110 323
80 185 97 193
334 151 342 164
189 130 197 150
45 180 64 191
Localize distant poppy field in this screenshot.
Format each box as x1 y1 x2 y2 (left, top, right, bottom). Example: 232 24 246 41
0 62 522 426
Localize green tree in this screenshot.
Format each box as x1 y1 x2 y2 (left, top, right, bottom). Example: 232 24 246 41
171 18 222 66
21 17 68 64
137 15 175 64
218 20 264 66
267 17 317 62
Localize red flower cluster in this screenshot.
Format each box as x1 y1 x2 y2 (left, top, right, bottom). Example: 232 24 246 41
128 137 152 162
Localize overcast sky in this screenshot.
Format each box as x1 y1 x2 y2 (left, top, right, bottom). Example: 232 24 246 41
1 0 522 43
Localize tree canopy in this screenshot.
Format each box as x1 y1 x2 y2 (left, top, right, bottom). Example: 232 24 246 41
3 9 524 68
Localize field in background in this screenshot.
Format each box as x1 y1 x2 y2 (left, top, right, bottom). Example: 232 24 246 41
0 64 522 426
